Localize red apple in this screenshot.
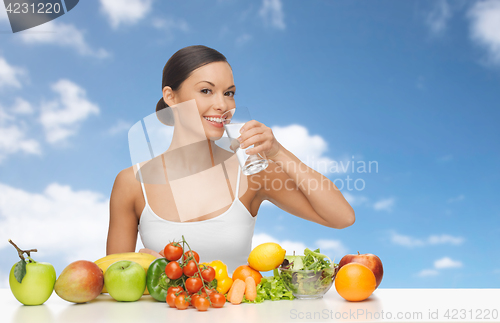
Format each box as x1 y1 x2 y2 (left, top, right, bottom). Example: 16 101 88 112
54 260 104 303
338 252 384 288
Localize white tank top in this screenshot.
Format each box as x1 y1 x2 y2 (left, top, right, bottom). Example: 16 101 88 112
137 164 257 274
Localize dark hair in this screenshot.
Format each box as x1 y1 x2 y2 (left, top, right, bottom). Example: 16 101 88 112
156 45 228 113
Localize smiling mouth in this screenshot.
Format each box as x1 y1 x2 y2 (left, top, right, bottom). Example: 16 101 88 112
203 116 226 124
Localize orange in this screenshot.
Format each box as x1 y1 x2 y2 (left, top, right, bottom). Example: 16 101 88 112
232 265 262 286
335 263 376 302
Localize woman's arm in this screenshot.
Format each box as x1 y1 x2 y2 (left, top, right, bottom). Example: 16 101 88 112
239 121 355 229
260 145 355 229
107 168 141 254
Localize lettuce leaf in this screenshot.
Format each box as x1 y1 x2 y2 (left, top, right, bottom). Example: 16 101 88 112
302 248 333 271
283 255 305 270
242 269 295 303
283 248 334 272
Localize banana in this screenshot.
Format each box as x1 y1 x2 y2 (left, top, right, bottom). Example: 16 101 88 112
94 252 158 294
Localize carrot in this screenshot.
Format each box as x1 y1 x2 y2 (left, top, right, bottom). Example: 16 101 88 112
226 282 234 302
244 276 257 301
228 279 246 305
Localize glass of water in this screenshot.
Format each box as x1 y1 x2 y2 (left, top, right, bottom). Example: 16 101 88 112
222 107 269 175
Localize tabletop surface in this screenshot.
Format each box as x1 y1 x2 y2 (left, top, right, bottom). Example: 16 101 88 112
2 288 500 323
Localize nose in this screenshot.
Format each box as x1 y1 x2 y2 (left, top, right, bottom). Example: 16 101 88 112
213 93 228 113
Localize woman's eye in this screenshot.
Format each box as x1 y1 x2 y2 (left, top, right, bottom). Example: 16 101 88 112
201 89 212 94
225 91 235 97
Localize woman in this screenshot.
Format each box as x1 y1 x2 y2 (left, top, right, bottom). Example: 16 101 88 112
107 45 355 273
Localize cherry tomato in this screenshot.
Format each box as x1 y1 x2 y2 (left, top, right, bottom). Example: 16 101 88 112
201 266 215 282
183 250 200 263
194 297 210 311
183 260 199 277
202 287 216 296
165 261 183 279
166 292 177 308
167 286 184 295
209 292 226 308
185 277 203 294
175 294 190 310
191 291 207 305
164 242 183 261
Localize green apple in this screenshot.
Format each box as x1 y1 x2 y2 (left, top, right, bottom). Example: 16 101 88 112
9 258 56 305
104 260 146 302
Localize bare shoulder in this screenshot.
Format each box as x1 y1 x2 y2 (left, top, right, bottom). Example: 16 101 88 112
114 166 138 186
108 166 143 253
111 166 142 208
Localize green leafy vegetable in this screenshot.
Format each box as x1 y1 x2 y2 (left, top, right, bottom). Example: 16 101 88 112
303 248 333 271
284 248 333 272
283 255 304 270
280 248 338 296
242 269 295 303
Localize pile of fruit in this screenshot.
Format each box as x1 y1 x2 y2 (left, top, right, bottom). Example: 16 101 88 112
8 237 384 309
335 252 384 302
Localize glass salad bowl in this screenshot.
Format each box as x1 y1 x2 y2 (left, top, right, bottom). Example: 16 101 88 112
278 266 339 299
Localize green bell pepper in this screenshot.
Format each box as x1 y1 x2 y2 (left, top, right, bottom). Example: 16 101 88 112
146 258 183 302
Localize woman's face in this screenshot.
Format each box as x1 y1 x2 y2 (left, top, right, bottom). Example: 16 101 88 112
165 61 236 140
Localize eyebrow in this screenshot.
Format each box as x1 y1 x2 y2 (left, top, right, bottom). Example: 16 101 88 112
196 81 236 90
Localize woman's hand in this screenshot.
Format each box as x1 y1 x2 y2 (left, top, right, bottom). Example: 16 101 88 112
139 248 163 258
238 120 282 160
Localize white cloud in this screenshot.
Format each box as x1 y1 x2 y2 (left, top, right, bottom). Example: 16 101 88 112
151 17 189 33
315 239 347 261
19 21 109 59
425 0 451 35
10 97 33 115
108 119 132 135
391 231 464 247
0 56 26 89
447 194 465 203
343 192 369 206
428 234 464 245
373 197 395 212
0 106 12 123
391 232 425 247
417 269 439 277
0 182 109 263
417 256 463 277
0 99 40 162
434 257 463 269
0 124 41 162
468 0 500 65
39 79 100 144
100 0 153 29
259 0 286 30
272 124 337 174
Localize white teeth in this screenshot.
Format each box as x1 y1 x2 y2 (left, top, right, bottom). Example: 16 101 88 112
204 116 224 123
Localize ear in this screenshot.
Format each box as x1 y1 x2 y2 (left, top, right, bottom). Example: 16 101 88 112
162 86 176 107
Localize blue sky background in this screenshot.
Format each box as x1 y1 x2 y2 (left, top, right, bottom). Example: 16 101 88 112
0 0 499 289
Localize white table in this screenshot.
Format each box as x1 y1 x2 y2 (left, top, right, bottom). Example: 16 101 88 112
1 288 499 323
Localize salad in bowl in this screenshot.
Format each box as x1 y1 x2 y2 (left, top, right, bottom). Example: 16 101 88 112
279 248 339 299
